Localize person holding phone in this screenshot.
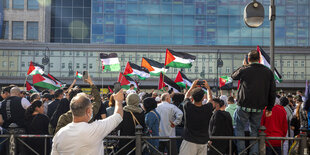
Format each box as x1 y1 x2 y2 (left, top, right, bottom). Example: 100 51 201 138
54 73 103 134
179 80 214 155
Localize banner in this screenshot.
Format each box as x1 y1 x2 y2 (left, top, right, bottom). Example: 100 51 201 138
0 0 3 37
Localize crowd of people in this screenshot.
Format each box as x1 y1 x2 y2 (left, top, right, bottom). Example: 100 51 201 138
0 50 309 155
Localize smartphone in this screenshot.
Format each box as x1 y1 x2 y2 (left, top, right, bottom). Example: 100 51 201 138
83 71 88 82
113 82 121 94
197 80 205 86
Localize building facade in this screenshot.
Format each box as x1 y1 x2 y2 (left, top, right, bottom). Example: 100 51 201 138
0 0 310 89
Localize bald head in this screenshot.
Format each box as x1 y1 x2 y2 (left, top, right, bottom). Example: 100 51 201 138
10 87 20 97
70 93 91 117
161 93 170 102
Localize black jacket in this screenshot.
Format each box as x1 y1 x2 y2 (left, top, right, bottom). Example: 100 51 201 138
231 63 276 111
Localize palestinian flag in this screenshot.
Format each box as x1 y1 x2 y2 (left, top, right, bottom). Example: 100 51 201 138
119 73 137 90
48 73 64 88
165 49 196 68
27 61 44 75
219 76 233 90
257 46 282 83
75 71 83 79
141 57 168 76
33 74 60 90
100 53 121 72
123 62 150 80
158 73 181 93
26 81 40 93
175 71 192 89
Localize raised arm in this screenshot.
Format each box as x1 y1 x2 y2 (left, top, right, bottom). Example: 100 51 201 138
65 79 77 93
203 80 213 102
84 74 101 122
113 89 124 118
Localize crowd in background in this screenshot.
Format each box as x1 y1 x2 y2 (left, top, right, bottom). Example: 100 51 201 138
0 51 309 155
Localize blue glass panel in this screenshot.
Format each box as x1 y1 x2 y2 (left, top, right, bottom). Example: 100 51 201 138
252 28 263 37
148 26 161 36
263 38 270 46
298 28 308 38
241 27 251 37
217 27 228 37
104 3 114 13
149 15 160 25
127 15 137 25
217 38 228 45
161 26 172 37
27 22 38 40
104 25 114 35
217 5 228 15
138 15 148 25
172 15 182 25
218 16 228 26
252 38 263 46
115 36 125 44
92 24 103 34
73 0 83 7
263 27 270 38
183 37 194 45
104 15 114 24
149 37 160 44
161 15 172 25
286 38 297 46
275 27 286 38
229 16 240 27
116 3 126 13
229 38 240 45
277 6 285 16
12 21 24 39
184 26 194 36
28 0 39 10
127 36 138 44
173 26 182 37
183 5 194 15
84 8 91 17
184 16 194 25
229 27 240 37
127 4 138 13
229 5 240 15
115 25 125 35
73 8 83 18
276 17 285 28
137 26 148 36
161 4 172 14
138 37 149 44
104 35 115 44
63 8 73 18
115 15 126 25
275 38 285 46
62 0 72 7
240 38 252 46
298 17 309 27
161 37 172 45
173 37 183 45
298 6 309 16
127 25 137 36
172 4 182 14
286 28 297 38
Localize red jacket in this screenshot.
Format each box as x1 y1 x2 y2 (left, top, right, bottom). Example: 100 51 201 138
261 105 288 147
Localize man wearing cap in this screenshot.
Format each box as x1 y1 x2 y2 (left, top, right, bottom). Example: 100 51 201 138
231 50 276 155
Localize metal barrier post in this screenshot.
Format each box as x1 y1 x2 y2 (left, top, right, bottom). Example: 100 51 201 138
259 126 266 155
135 125 143 155
9 134 16 155
299 127 308 155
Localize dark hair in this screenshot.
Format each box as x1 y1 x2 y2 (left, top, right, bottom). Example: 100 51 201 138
296 95 303 102
130 84 134 88
248 50 260 62
30 93 40 103
191 88 204 102
280 97 289 107
2 86 12 94
297 90 303 94
68 88 82 102
54 89 64 98
41 90 49 95
213 98 225 107
50 98 70 129
287 95 293 98
142 93 152 101
172 93 185 107
228 96 235 103
25 100 43 119
143 97 157 113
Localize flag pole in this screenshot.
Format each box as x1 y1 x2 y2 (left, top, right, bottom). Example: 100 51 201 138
101 70 103 95
162 66 166 91
23 75 29 91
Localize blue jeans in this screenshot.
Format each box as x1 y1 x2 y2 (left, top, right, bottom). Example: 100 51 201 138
234 106 263 155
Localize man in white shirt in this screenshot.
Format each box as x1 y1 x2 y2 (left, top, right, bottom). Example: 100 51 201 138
126 84 136 94
156 93 183 155
51 89 124 155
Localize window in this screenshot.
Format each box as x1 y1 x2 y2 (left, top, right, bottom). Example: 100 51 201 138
226 67 230 73
287 72 291 78
21 51 25 55
209 67 213 73
68 63 72 69
294 60 298 67
287 61 291 67
50 63 54 68
301 61 305 67
27 0 39 10
2 61 7 67
35 51 39 56
12 21 24 40
76 63 80 69
1 21 9 39
13 0 24 9
188 68 191 72
21 62 25 67
275 60 277 67
61 63 65 68
294 72 298 79
9 61 14 68
83 64 87 69
3 0 9 8
195 66 198 73
27 22 38 40
89 63 93 69
174 69 178 73
76 52 80 56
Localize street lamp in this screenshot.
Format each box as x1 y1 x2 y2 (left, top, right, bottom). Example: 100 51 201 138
244 0 275 73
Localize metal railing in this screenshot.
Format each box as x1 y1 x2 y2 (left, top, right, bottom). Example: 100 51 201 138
0 126 308 155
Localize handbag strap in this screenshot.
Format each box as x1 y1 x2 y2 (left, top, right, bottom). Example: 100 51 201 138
150 110 160 122
129 111 141 127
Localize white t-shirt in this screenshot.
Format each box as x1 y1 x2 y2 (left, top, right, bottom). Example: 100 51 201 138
21 98 31 109
51 113 122 155
126 89 136 94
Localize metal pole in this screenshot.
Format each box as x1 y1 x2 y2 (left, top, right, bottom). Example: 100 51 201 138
259 126 266 155
216 51 219 97
270 0 276 73
135 125 143 155
299 127 308 155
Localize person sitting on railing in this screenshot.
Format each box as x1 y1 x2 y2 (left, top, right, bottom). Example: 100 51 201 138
179 80 214 155
115 93 145 155
25 100 50 155
261 99 288 155
142 97 161 155
208 98 234 155
51 89 124 155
